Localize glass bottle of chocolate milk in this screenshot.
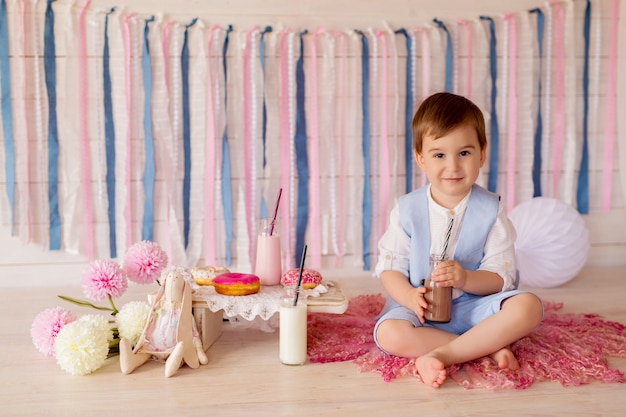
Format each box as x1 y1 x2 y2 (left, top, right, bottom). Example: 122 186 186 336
423 254 452 322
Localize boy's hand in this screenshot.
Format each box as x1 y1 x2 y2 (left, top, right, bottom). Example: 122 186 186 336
408 286 429 324
431 260 467 290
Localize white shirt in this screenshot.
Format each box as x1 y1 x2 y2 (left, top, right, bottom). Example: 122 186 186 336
375 185 518 296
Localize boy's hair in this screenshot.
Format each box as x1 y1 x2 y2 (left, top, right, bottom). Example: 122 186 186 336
411 92 487 154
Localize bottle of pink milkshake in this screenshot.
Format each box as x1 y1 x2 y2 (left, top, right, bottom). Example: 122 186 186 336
254 219 282 286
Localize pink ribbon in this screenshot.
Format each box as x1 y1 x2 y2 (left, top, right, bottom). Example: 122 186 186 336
551 2 565 198
122 14 136 250
376 30 391 247
279 28 293 267
32 0 47 241
162 21 173 95
333 32 347 264
78 0 95 259
243 26 258 264
601 0 619 212
409 29 417 190
249 29 260 261
504 13 517 212
416 27 430 187
203 25 220 265
308 28 325 268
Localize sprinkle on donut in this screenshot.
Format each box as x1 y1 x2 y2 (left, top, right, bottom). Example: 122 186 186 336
191 265 230 286
281 268 323 289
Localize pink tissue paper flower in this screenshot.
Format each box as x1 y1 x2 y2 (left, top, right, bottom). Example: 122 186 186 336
31 307 78 356
82 259 128 301
123 240 168 284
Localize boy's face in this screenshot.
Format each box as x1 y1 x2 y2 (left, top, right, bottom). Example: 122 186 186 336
414 124 486 209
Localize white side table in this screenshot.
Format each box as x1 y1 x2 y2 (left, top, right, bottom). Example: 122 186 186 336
191 282 349 350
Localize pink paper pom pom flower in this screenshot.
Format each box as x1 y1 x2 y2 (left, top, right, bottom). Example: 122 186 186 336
81 259 128 301
31 307 78 356
123 240 168 284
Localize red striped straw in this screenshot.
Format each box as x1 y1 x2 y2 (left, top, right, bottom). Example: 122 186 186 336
269 188 282 236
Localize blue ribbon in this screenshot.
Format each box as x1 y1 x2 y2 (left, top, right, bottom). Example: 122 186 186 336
433 19 453 93
44 0 60 250
395 28 414 194
181 18 197 249
141 16 155 242
530 8 544 198
259 25 272 220
103 8 117 258
355 30 371 270
221 25 234 265
294 30 309 268
480 16 499 194
576 0 591 214
0 0 14 232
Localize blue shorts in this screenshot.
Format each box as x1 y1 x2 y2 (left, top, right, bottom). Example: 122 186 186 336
373 290 543 352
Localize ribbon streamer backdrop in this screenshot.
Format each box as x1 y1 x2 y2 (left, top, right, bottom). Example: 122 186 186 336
0 0 620 270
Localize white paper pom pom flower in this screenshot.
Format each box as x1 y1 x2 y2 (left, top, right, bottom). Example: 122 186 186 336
509 197 590 288
53 315 111 375
116 301 150 346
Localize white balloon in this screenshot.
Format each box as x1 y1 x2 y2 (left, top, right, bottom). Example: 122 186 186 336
509 197 590 288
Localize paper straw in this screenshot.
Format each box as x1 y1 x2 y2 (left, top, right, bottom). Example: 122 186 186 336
293 244 308 306
269 188 282 235
441 217 454 258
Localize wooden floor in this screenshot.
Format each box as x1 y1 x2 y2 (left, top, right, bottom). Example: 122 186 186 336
1 266 625 417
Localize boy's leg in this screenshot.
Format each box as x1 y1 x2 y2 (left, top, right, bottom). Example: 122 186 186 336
416 292 543 387
376 319 458 358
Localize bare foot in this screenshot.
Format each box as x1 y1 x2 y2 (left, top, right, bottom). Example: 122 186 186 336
415 354 447 388
489 346 520 370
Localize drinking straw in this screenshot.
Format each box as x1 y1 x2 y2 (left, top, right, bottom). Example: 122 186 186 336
293 244 308 306
269 188 282 235
441 217 454 258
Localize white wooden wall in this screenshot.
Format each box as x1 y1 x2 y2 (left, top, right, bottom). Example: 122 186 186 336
1 0 625 287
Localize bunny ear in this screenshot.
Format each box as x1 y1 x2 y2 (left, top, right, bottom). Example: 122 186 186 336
176 278 193 340
148 275 168 305
181 280 192 312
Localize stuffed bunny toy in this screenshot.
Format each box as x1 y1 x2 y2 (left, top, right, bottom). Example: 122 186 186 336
119 266 208 377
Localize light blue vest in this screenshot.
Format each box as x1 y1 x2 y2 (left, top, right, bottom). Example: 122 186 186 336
397 184 499 287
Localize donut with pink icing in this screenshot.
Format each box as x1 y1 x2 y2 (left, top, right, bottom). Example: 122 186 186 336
212 272 261 296
281 268 323 289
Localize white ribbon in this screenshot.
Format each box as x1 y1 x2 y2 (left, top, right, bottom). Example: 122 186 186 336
561 0 577 206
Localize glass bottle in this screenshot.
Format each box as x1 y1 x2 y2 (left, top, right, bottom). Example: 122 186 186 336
279 285 307 365
423 254 452 322
254 218 282 285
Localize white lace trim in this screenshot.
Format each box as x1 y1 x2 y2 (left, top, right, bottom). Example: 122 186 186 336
190 281 328 323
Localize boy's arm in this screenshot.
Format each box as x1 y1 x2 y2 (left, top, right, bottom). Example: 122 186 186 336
431 260 504 296
381 270 428 320
432 201 516 295
459 268 505 295
473 201 518 292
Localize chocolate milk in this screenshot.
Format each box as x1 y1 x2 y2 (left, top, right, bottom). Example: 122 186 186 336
423 279 452 322
423 254 452 322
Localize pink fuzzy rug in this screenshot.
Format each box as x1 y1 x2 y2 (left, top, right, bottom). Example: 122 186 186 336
306 294 626 390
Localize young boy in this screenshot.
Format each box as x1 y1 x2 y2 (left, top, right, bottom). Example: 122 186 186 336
374 92 543 388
